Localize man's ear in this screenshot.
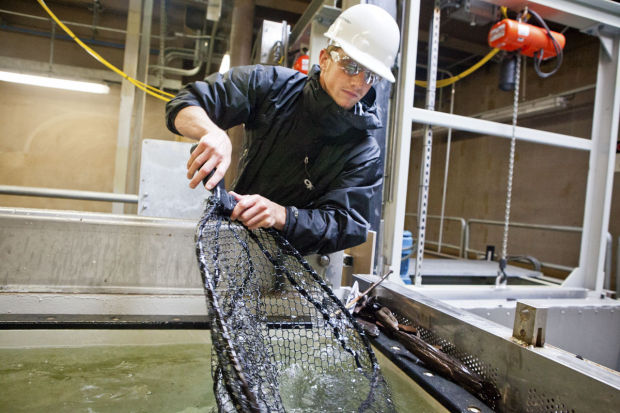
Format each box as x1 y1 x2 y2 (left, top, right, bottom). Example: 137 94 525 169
318 49 328 70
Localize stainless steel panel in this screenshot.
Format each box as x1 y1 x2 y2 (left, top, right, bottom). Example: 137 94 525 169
258 20 286 65
0 207 201 291
354 274 620 413
456 297 620 371
138 139 208 219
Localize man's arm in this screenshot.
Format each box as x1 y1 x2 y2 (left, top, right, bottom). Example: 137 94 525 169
166 67 267 190
175 106 232 190
176 107 286 229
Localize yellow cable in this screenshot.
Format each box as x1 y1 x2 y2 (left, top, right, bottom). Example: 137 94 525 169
501 6 531 22
415 48 500 88
37 0 175 102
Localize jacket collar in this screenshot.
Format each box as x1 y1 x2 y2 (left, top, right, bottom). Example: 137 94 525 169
303 65 382 137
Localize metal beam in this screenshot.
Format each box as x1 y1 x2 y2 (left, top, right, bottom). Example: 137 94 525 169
124 0 153 214
409 107 593 150
564 34 620 291
413 1 441 286
418 30 492 57
112 0 142 214
0 185 138 203
382 0 420 281
255 0 308 15
481 0 620 32
289 0 337 48
230 0 255 66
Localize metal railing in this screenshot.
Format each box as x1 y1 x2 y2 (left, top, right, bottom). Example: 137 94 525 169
405 213 466 257
464 219 614 276
405 214 614 284
0 185 138 204
465 219 581 272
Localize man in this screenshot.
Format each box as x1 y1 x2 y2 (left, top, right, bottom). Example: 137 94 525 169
165 4 400 256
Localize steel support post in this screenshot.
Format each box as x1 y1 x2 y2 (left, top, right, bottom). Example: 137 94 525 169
124 0 153 214
564 34 620 292
230 0 255 66
112 0 142 214
308 18 328 67
382 0 420 281
413 1 440 286
226 0 255 188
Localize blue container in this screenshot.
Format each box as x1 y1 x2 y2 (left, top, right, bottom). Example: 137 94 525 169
400 230 413 284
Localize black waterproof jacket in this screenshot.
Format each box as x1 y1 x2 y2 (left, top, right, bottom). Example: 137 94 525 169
166 64 383 255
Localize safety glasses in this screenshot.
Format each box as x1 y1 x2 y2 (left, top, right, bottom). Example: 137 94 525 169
329 50 380 85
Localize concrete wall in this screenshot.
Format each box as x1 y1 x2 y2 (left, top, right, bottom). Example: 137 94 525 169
0 81 172 213
404 31 619 285
0 14 175 213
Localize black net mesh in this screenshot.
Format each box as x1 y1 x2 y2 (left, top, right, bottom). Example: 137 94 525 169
195 189 394 413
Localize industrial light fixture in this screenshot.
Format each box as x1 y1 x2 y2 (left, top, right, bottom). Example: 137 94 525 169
219 53 230 74
0 70 110 94
477 96 568 123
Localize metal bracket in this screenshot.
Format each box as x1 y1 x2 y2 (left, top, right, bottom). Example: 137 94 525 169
512 301 548 346
583 23 620 59
599 34 615 60
583 23 618 59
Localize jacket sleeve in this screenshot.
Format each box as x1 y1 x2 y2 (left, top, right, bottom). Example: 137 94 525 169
281 143 382 256
165 65 284 134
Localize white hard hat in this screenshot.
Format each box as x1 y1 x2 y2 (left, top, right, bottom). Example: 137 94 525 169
324 4 400 83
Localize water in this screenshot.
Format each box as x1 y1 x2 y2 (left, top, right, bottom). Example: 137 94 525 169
0 330 447 413
0 342 214 413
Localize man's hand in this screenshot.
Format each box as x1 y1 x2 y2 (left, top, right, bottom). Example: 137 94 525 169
186 129 232 190
174 106 232 190
229 192 286 231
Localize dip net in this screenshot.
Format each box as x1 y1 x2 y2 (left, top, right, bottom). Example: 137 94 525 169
195 189 394 413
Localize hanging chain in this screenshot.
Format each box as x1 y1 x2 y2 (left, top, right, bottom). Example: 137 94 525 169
498 53 522 284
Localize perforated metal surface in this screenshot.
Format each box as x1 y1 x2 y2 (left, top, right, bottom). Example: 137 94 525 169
355 274 620 413
411 321 578 413
394 313 500 410
526 389 574 413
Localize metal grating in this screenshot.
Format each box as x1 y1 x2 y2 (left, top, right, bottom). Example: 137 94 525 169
355 274 620 413
393 313 578 413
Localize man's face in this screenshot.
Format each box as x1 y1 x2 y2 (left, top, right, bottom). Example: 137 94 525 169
319 48 374 110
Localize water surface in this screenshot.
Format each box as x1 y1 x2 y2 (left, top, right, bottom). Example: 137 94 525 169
0 330 447 413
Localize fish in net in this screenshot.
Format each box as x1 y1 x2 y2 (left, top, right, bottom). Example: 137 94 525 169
195 187 395 413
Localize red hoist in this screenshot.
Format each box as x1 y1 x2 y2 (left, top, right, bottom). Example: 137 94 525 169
488 9 565 81
488 18 565 59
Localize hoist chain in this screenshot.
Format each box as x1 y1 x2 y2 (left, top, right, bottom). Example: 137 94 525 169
498 53 522 285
